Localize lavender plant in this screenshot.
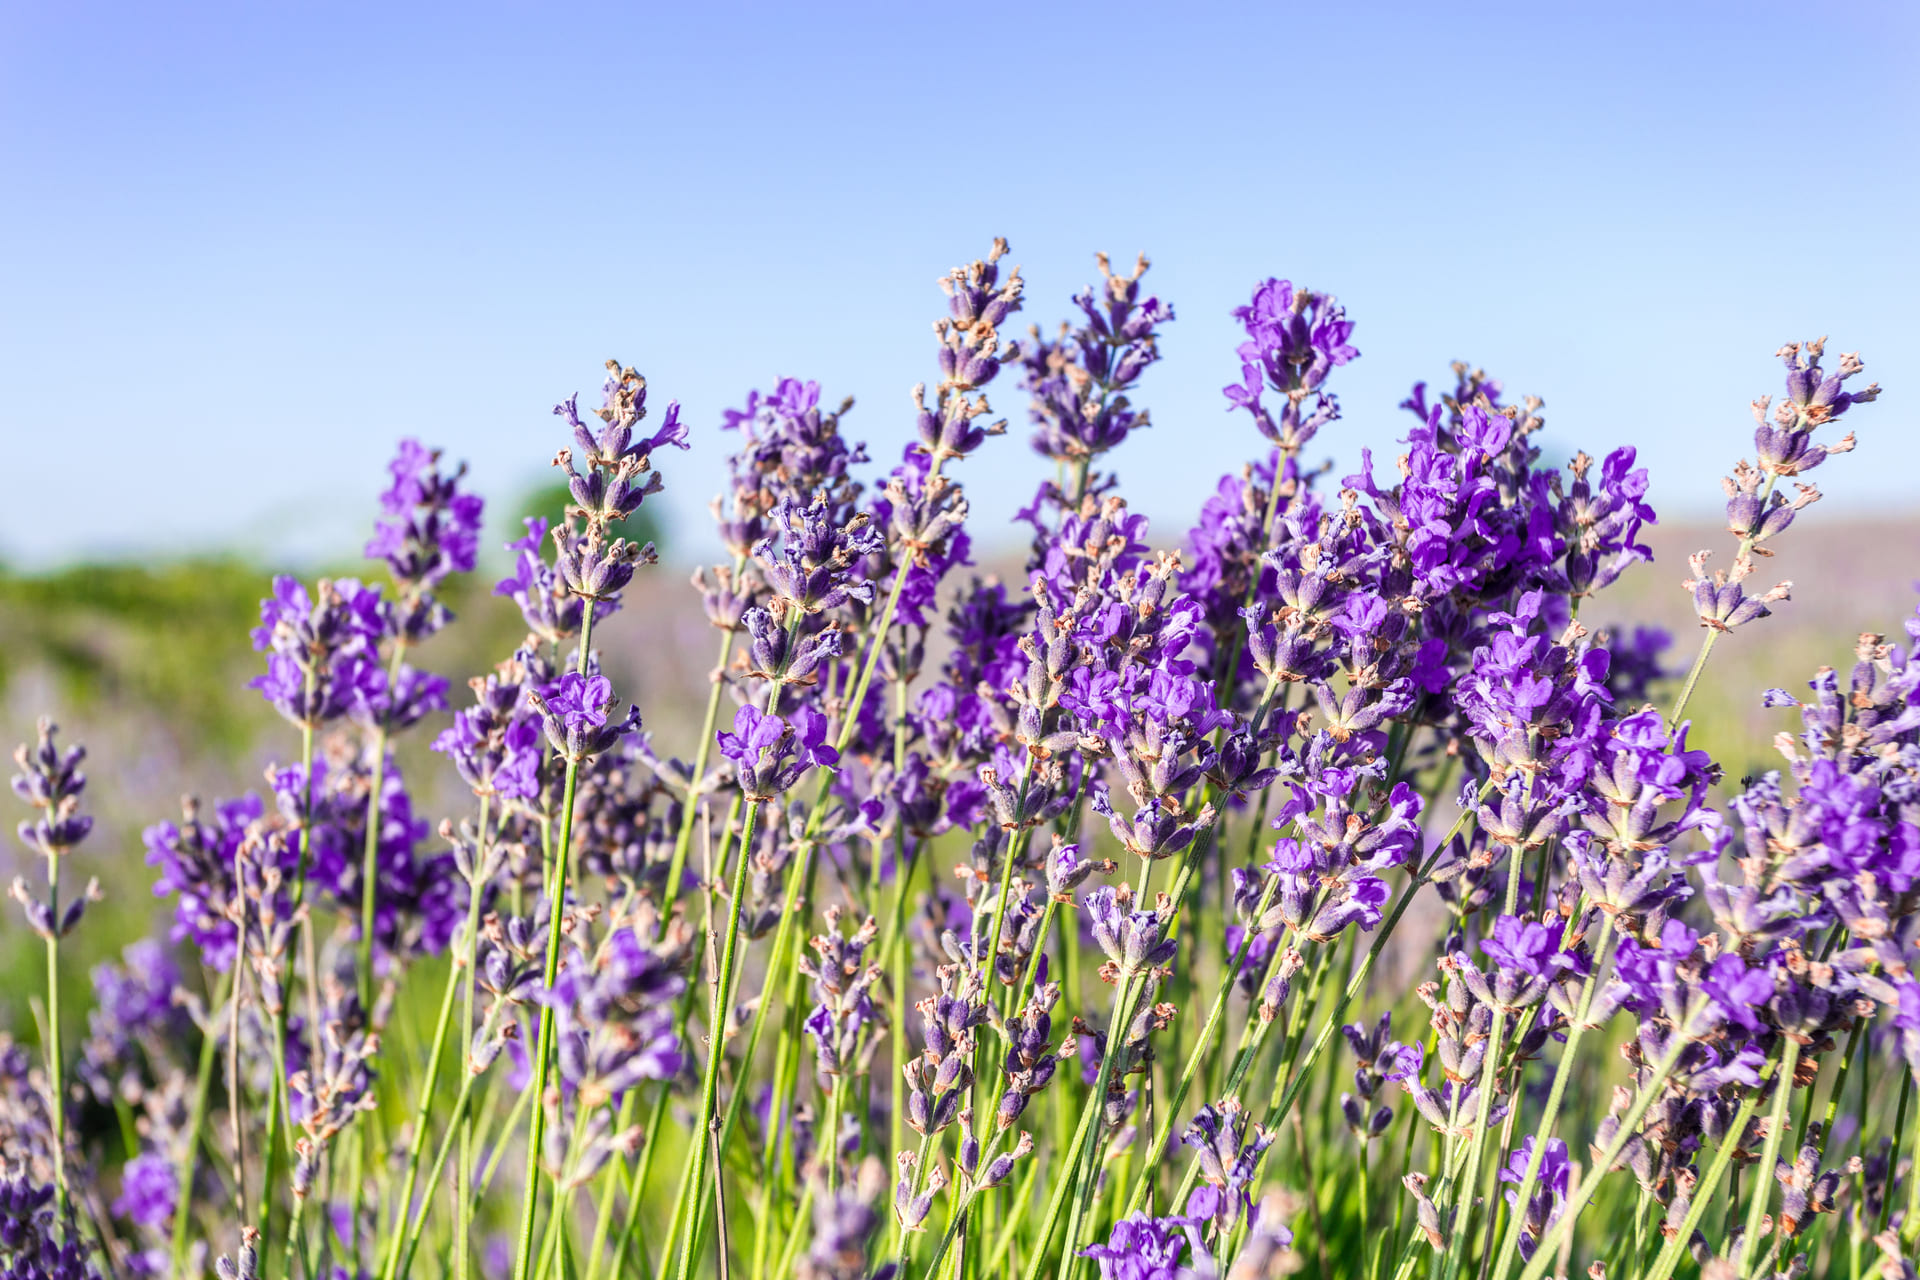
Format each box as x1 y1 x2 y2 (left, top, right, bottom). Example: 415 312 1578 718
6 243 1914 1280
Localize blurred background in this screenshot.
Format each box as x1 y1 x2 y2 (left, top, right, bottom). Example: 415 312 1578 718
2 0 1917 975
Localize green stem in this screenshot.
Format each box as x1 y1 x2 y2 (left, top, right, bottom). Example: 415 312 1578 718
661 560 746 908
1009 1020 1108 1280
398 1069 483 1280
454 793 496 1280
1122 876 1279 1216
1442 1001 1509 1280
1643 1083 1767 1280
671 798 765 1280
42 849 67 1226
1814 1015 1868 1152
1668 470 1779 727
685 842 814 1265
360 641 408 1007
1738 1037 1804 1274
581 1090 640 1280
376 947 467 1280
283 1189 312 1280
1515 1029 1695 1280
1055 971 1150 1279
512 597 599 1280
1487 914 1615 1280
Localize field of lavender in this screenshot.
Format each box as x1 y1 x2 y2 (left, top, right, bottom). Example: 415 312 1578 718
2 241 1915 1280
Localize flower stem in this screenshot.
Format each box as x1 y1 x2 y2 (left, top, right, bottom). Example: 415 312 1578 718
1122 875 1280 1217
1643 1079 1769 1280
377 930 471 1280
672 797 765 1280
1738 1037 1804 1274
360 641 409 1008
1668 471 1780 727
1515 1029 1694 1280
170 966 234 1274
42 848 67 1226
512 597 599 1280
454 793 495 1280
1486 913 1615 1280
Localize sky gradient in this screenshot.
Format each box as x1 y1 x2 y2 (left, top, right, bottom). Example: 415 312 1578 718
3 0 1916 568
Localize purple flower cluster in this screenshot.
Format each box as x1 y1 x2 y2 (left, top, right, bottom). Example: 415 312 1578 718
23 246 1919 1280
364 438 484 642
1021 253 1173 464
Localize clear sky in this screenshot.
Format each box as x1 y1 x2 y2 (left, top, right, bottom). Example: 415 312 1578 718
3 1 1916 568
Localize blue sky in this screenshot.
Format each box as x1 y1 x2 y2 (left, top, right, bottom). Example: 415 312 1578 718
3 0 1915 568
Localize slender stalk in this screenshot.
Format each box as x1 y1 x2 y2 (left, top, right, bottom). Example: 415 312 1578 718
454 792 496 1280
770 1184 817 1280
283 1187 313 1280
41 849 68 1225
1122 876 1280 1215
1515 1030 1694 1280
661 558 748 905
228 947 251 1232
582 1090 640 1280
1055 972 1147 1280
1814 1015 1868 1151
1486 914 1615 1280
685 843 814 1264
1032 826 1216 1277
397 1069 483 1280
672 798 766 1280
1644 1085 1766 1280
512 597 599 1280
1883 1069 1912 1241
254 682 319 1272
1007 1026 1105 1280
359 641 409 1006
1668 471 1780 727
376 949 466 1280
1442 1001 1509 1280
1738 1038 1804 1274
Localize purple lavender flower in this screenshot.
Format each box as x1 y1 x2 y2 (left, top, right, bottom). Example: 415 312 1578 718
247 576 389 730
11 720 99 941
1498 1137 1570 1261
495 516 586 645
1681 548 1792 633
1554 447 1656 599
1696 952 1771 1035
1479 916 1568 981
78 940 186 1103
1752 338 1876 479
1181 1099 1277 1231
530 671 641 762
364 438 484 642
0 1172 56 1257
111 1152 175 1232
798 910 883 1080
431 647 546 803
755 495 883 614
717 704 838 800
1022 253 1173 463
542 919 687 1100
1084 885 1180 981
799 1170 893 1280
1456 914 1569 1011
916 240 1024 464
144 793 261 970
1078 1211 1208 1280
1224 277 1355 456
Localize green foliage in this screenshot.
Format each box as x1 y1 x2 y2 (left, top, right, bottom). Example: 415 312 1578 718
0 558 274 756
